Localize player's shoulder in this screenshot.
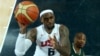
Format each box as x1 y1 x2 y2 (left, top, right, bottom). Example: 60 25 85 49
28 28 37 34
28 25 39 34
26 27 37 39
59 24 69 30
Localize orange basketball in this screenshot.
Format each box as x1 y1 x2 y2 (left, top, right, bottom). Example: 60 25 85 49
14 1 39 25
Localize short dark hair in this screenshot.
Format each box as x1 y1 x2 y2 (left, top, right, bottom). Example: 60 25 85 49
74 32 86 39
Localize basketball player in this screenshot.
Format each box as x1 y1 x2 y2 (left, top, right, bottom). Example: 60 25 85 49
14 9 71 56
70 32 86 56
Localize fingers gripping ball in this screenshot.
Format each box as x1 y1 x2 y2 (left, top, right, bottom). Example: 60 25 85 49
14 1 39 25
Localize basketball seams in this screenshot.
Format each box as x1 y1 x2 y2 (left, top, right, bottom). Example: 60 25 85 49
16 4 34 22
27 6 39 20
14 1 39 25
15 3 23 17
20 14 30 24
22 4 37 22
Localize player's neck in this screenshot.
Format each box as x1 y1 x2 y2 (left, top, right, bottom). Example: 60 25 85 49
44 25 54 34
73 44 81 54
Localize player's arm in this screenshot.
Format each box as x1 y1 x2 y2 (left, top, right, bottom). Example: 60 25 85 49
56 25 71 56
27 28 37 42
14 22 37 56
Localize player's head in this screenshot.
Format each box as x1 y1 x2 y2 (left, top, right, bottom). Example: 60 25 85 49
74 32 86 48
40 9 55 29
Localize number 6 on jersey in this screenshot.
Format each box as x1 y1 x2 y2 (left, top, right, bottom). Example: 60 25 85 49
48 48 55 56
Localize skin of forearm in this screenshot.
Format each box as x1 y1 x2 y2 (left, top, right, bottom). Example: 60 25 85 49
54 42 70 56
58 25 70 56
56 45 70 56
19 28 27 34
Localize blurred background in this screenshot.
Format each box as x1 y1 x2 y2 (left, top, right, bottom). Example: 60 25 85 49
1 0 100 56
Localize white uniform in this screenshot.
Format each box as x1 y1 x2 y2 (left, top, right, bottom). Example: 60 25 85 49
14 24 61 56
34 24 60 56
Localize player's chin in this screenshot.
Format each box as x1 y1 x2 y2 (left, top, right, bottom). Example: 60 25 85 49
47 24 54 29
79 44 85 48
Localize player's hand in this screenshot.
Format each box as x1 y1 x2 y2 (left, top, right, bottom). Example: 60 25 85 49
49 36 60 49
18 22 28 34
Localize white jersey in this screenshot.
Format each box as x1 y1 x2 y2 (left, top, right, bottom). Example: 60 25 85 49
34 24 61 56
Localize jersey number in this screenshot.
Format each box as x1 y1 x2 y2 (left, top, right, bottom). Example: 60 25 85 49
48 48 55 56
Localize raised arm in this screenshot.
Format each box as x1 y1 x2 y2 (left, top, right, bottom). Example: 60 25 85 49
14 22 37 56
27 28 37 42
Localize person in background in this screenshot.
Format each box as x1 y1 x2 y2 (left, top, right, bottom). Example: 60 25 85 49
70 32 86 56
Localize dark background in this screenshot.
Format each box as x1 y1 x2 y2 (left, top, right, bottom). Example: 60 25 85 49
1 0 100 56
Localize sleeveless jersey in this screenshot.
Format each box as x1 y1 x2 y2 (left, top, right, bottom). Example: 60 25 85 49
34 24 61 56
